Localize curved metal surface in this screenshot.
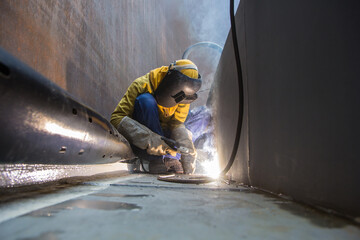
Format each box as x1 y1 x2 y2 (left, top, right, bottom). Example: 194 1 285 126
213 0 360 218
0 48 135 164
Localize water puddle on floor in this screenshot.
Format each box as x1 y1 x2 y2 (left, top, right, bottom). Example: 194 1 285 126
26 199 141 217
18 230 63 240
91 193 153 198
128 180 153 184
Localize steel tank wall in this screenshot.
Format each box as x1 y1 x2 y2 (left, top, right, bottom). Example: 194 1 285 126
0 0 222 119
214 0 360 218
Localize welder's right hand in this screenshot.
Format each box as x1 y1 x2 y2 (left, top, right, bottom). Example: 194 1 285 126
117 116 176 156
146 134 177 156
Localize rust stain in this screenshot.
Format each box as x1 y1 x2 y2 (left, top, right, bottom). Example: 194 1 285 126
0 0 211 118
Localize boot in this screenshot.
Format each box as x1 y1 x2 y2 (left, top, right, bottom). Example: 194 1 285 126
164 157 184 174
148 158 167 174
127 158 141 173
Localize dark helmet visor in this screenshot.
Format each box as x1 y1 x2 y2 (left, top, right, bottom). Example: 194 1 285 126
154 69 202 108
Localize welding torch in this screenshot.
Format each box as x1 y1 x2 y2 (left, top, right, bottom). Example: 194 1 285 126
161 136 190 154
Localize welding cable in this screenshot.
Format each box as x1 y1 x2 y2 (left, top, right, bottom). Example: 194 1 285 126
220 0 244 176
182 41 223 59
139 159 149 173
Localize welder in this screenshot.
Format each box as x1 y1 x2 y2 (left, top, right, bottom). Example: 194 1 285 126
110 59 202 174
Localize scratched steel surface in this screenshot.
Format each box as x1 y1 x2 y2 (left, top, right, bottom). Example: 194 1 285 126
0 0 231 119
0 174 359 240
0 0 186 119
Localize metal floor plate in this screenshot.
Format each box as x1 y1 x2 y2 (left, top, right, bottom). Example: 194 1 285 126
157 174 216 184
0 174 359 240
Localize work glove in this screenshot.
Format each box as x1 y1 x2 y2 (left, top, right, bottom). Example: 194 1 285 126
117 116 176 156
171 125 196 174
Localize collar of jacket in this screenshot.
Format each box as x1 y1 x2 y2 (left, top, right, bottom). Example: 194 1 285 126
149 66 169 93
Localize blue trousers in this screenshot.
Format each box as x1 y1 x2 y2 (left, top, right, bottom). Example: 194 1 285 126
133 93 164 136
132 93 180 161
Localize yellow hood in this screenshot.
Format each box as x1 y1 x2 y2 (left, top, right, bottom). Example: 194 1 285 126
149 59 199 93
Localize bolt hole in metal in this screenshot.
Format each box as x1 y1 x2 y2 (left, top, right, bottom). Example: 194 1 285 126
88 117 92 123
102 155 106 158
0 61 10 77
78 149 85 155
59 146 67 154
72 108 77 115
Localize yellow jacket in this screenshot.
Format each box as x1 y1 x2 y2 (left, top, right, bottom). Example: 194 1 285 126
110 66 190 131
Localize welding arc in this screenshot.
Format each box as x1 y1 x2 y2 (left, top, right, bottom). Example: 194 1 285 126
219 0 244 176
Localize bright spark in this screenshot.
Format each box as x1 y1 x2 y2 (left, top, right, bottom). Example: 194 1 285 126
200 148 220 179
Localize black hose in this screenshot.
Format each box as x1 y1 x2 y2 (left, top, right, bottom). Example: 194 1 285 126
182 41 223 59
220 0 244 176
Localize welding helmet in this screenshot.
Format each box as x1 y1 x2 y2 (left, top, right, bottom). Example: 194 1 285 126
154 59 202 108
